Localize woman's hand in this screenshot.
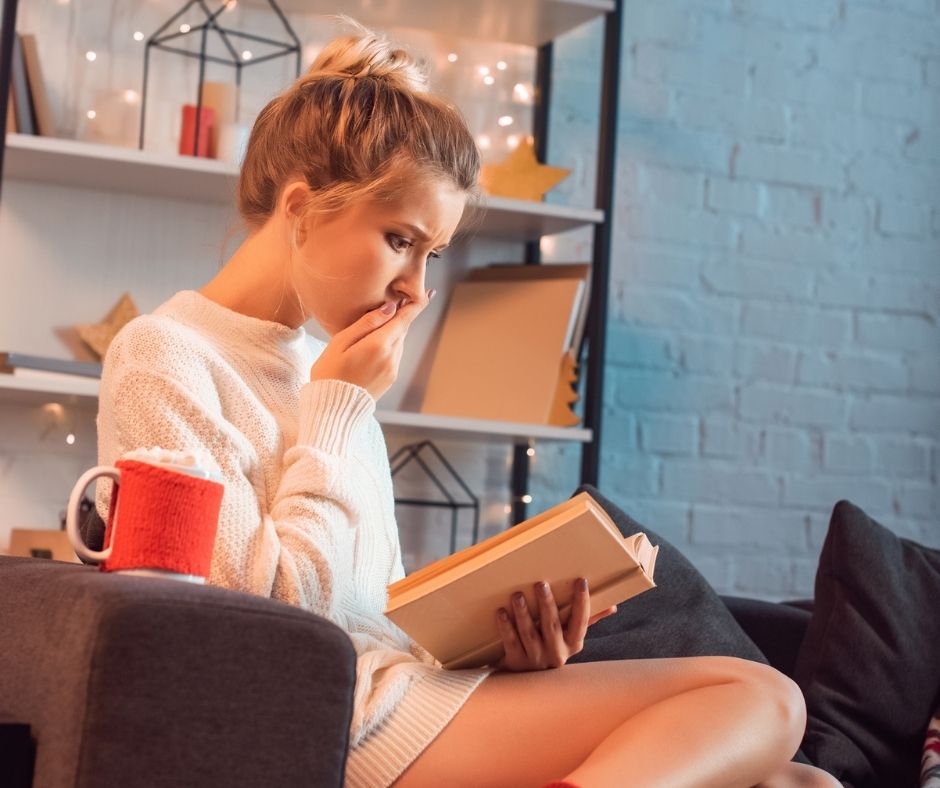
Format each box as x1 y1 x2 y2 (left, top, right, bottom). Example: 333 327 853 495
310 290 433 401
492 578 618 672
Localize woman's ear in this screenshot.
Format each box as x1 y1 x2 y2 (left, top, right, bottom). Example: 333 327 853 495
279 179 309 249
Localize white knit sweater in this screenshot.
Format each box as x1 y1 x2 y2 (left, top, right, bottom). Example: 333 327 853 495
95 289 491 785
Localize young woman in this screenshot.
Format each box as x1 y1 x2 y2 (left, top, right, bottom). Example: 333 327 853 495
95 16 841 788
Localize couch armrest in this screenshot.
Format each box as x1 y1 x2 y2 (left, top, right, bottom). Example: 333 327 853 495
720 595 812 679
0 555 356 788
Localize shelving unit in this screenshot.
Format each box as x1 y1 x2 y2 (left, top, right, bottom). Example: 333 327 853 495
0 371 592 444
2 133 604 240
0 0 621 526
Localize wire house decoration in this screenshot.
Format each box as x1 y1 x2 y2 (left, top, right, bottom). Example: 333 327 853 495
138 0 301 151
390 440 481 555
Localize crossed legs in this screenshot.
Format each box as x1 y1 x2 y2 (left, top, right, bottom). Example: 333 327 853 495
395 655 822 787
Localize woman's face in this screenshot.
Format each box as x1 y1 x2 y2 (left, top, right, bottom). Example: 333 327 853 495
292 178 467 336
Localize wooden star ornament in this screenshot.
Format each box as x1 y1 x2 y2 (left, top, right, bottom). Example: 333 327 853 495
479 136 571 202
76 292 140 361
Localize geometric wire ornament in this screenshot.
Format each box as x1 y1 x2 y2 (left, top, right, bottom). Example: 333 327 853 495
138 0 300 151
390 440 481 555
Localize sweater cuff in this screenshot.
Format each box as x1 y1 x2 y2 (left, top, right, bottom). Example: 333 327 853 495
298 379 376 456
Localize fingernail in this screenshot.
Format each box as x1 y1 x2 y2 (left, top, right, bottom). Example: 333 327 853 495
537 581 550 596
428 288 437 301
513 592 525 608
380 301 396 315
578 577 588 592
498 608 509 621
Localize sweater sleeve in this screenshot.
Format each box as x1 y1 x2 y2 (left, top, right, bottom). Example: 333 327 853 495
96 359 377 622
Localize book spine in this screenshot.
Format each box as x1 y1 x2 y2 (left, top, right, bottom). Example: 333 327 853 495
20 33 55 137
11 34 36 135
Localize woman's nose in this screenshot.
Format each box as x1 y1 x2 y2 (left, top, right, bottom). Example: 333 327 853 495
395 260 429 305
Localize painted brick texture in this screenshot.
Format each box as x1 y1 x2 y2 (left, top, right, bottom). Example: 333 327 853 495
534 0 940 601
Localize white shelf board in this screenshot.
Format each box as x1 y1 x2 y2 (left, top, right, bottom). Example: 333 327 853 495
0 373 591 443
4 134 237 204
3 134 603 240
241 0 613 47
377 409 592 443
0 370 100 403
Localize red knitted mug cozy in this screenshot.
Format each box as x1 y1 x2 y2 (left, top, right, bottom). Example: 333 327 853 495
101 459 224 576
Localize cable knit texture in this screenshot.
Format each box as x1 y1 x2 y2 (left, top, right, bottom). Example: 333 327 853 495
95 289 491 786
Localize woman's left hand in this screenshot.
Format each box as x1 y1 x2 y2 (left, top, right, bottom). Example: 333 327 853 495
492 578 618 672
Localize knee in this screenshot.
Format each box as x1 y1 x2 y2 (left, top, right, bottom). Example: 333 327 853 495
738 660 807 756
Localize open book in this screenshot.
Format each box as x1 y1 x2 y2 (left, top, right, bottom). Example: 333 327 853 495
386 491 659 670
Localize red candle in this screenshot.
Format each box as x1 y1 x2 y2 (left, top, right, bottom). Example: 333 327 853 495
179 104 215 157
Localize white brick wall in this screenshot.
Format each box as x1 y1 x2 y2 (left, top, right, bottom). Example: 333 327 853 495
534 0 940 601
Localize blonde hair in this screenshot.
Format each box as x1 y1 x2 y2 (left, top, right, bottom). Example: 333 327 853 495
237 14 482 236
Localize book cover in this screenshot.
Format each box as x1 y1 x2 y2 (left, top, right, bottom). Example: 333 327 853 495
10 34 36 135
466 263 592 360
20 33 56 137
386 491 659 669
420 277 584 425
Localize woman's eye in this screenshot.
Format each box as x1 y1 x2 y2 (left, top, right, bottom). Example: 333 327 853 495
387 233 409 252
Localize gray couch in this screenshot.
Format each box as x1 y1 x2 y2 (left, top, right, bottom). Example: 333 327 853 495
0 554 356 788
0 553 812 788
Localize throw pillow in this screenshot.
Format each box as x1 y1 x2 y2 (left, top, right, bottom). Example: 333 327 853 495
794 500 940 788
567 483 768 663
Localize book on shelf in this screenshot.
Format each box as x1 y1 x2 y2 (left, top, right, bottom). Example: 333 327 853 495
20 33 56 137
385 491 659 670
465 262 592 361
10 33 36 135
0 353 103 379
420 264 590 426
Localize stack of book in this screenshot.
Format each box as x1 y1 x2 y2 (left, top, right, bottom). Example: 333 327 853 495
419 263 591 426
6 32 55 137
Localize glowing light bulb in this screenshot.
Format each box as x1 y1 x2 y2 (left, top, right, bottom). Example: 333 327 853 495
447 53 458 63
66 434 76 445
497 60 507 70
477 65 489 76
124 89 139 103
179 23 191 33
513 82 532 103
476 134 491 150
483 75 495 85
498 115 514 127
503 505 512 514
242 50 253 60
225 0 238 8
526 447 535 457
506 133 521 149
522 494 533 504
133 31 144 42
85 51 96 62
86 109 96 119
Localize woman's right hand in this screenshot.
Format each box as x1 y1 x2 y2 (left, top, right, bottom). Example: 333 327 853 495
309 290 434 401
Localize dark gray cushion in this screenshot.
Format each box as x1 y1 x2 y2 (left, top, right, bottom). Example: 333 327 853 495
567 484 816 766
568 484 768 663
793 500 940 788
0 555 356 788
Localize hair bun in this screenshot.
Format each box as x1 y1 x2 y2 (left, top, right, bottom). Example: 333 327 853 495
304 14 430 94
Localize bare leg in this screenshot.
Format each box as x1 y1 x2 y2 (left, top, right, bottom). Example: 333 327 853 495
756 761 843 787
394 656 805 788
